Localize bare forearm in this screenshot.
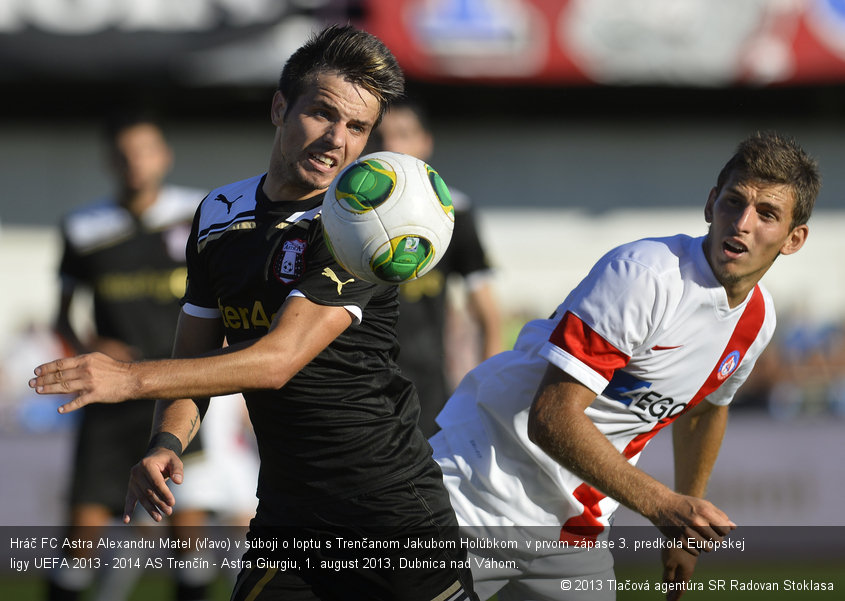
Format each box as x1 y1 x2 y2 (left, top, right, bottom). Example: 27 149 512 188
128 349 274 400
530 400 672 519
36 297 353 414
151 399 204 451
672 403 728 496
467 283 503 359
529 372 736 540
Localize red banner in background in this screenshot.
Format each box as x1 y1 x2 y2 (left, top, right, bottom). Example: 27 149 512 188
3 0 845 87
364 0 845 86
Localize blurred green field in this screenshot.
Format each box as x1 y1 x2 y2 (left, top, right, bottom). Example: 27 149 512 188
0 574 233 601
1 562 841 600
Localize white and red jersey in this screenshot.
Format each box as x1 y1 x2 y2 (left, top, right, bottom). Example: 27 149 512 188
434 234 775 538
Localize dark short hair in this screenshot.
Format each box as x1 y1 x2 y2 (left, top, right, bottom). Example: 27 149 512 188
385 97 433 132
102 109 165 146
278 24 404 126
715 131 821 227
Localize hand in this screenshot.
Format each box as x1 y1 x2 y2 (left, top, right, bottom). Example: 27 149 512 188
123 449 184 523
649 493 736 556
29 352 138 413
662 546 698 600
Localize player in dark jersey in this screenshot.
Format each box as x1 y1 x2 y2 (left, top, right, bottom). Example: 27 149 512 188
50 113 214 601
374 99 503 437
32 25 477 601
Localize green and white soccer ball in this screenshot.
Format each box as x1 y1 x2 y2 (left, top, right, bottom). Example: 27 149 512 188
322 151 455 285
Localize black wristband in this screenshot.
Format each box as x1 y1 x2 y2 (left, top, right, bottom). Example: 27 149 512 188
147 432 183 457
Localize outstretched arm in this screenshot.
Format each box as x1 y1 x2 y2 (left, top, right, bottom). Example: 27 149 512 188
527 365 735 548
30 295 353 412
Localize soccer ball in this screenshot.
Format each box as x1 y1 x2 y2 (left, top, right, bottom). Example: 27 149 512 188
321 151 455 284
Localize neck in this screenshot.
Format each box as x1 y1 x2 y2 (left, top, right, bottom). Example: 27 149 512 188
262 157 325 202
120 188 158 217
701 235 761 309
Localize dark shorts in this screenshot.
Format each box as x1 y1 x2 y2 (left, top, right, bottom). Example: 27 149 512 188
69 401 154 513
230 469 478 601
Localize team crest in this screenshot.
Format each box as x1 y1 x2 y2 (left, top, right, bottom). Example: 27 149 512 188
273 238 306 284
716 350 741 381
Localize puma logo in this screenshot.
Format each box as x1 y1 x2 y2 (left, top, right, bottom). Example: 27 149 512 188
215 193 242 214
322 267 354 294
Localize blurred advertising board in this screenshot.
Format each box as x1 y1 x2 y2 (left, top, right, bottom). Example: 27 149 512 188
365 0 845 86
3 1 845 87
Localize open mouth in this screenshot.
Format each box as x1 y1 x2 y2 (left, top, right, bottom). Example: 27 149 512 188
723 240 747 257
310 153 337 169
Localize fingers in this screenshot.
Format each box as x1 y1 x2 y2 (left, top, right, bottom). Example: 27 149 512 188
138 486 174 523
672 522 736 557
657 499 737 558
124 484 173 523
29 359 92 413
30 353 134 412
663 565 685 601
123 490 139 524
662 547 698 601
125 457 179 523
681 497 736 549
58 396 89 414
30 358 85 395
683 509 736 553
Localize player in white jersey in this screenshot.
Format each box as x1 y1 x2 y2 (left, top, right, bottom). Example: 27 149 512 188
431 131 820 600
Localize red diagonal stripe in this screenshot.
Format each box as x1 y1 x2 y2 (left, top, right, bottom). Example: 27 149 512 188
559 286 767 542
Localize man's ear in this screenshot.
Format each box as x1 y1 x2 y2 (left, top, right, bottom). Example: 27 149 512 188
704 187 717 223
780 224 809 256
271 91 287 127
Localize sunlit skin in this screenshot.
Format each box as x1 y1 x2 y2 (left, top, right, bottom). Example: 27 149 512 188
702 174 808 307
28 71 383 415
263 71 380 202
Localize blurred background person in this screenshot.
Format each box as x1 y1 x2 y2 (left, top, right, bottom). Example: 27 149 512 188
374 98 504 437
49 111 226 601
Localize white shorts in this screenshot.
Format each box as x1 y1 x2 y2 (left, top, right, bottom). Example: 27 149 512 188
432 430 616 601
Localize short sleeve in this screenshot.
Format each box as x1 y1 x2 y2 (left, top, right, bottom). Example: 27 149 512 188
538 255 666 393
57 225 85 289
563 256 663 356
181 205 219 314
448 207 491 279
292 220 382 314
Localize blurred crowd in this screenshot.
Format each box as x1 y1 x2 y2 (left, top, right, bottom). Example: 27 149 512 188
731 311 845 418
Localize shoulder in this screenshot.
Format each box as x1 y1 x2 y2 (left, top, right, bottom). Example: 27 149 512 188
603 234 696 271
61 197 131 252
195 174 265 248
144 185 206 228
580 235 692 292
567 235 699 325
